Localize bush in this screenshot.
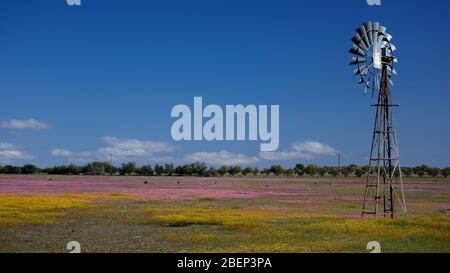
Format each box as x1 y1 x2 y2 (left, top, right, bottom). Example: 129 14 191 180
21 164 39 174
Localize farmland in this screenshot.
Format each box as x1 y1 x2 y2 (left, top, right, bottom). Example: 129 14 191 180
0 175 449 253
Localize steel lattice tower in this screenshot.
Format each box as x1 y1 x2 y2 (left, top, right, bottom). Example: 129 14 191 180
362 61 407 218
348 22 407 218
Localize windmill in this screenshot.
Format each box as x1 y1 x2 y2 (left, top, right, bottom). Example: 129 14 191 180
349 21 407 218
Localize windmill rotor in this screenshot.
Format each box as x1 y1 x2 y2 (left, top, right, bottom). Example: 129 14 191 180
349 21 397 95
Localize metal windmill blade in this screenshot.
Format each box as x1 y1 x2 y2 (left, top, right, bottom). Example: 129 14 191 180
363 22 373 45
371 22 380 46
352 34 369 53
349 44 367 56
350 57 366 65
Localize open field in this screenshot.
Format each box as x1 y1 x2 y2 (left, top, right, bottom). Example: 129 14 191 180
0 175 449 253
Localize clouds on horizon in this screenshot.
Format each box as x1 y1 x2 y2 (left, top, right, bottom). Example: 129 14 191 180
99 136 175 157
259 140 338 161
184 140 337 166
51 148 97 163
52 136 176 163
1 118 49 130
184 151 260 166
51 138 337 166
0 142 35 163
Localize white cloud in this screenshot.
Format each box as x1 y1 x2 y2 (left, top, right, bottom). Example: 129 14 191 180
143 156 176 163
184 151 260 166
259 150 312 160
1 118 49 129
51 148 73 157
292 140 337 156
0 143 20 150
0 142 35 163
99 136 175 157
259 140 337 161
52 137 176 163
52 148 73 156
51 148 96 162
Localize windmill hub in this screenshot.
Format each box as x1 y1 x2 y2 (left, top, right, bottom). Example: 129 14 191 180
373 48 382 69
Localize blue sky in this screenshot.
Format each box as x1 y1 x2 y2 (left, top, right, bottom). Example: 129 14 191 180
0 0 449 168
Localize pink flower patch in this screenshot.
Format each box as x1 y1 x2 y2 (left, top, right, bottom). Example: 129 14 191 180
0 177 295 200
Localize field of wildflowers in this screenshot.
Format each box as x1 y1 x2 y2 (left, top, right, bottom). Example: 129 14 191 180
0 175 448 252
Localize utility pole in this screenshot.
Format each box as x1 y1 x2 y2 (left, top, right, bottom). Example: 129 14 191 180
109 153 113 176
338 153 341 176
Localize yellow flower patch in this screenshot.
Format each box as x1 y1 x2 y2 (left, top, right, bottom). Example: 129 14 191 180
304 215 450 240
0 193 132 225
141 207 278 229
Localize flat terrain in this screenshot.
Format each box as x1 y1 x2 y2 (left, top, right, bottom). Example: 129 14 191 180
0 175 449 253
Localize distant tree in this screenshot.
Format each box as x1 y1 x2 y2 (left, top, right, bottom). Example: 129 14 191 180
164 163 175 176
66 164 82 175
21 164 39 174
228 165 242 176
294 164 305 176
83 162 110 175
329 168 338 177
81 164 90 175
304 164 318 176
140 165 153 176
242 167 254 176
441 167 450 178
1 165 22 174
269 165 284 176
354 167 364 177
191 162 207 176
361 165 369 174
49 165 68 175
414 165 428 177
104 163 117 175
253 167 260 176
204 167 218 177
321 166 333 174
402 167 413 177
348 164 358 175
174 165 182 176
154 164 164 176
285 168 295 176
235 165 242 175
427 167 440 178
341 166 354 177
318 167 327 177
180 164 193 176
218 165 228 176
121 162 137 176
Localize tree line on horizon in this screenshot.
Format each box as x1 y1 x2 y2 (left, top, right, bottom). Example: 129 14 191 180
0 162 449 178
